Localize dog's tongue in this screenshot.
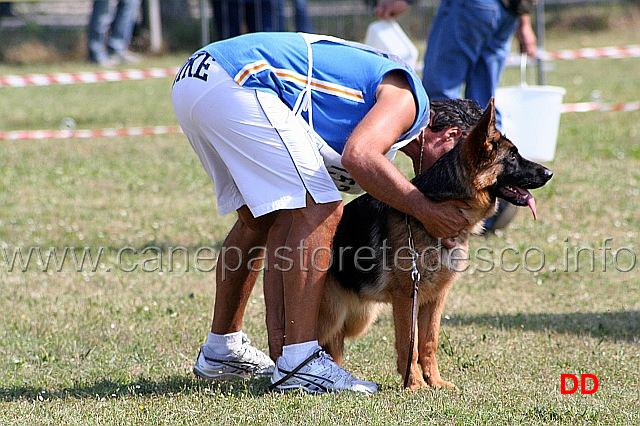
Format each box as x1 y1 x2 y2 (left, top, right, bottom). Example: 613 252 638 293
527 195 537 220
510 185 537 220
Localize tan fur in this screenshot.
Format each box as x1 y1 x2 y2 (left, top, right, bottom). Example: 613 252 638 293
317 99 513 390
318 201 494 389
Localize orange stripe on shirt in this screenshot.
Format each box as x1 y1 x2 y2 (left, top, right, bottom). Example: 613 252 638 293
235 61 364 103
274 70 364 103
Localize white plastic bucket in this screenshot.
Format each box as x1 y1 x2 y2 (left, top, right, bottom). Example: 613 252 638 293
495 54 565 163
364 20 419 70
495 85 565 162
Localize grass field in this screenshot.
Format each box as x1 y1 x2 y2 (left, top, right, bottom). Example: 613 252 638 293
1 6 639 425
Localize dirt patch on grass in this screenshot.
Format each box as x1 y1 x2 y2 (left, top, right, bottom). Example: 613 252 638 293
545 3 640 32
0 27 87 64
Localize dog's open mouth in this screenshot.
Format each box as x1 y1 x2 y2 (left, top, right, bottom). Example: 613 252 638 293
498 185 537 220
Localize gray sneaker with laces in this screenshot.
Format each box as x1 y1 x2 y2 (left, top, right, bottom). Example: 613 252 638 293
270 347 378 394
193 333 275 380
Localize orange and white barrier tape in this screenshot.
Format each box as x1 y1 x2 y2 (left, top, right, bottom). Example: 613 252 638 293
540 45 640 61
0 125 182 141
3 101 640 142
0 67 179 88
561 102 640 113
506 44 640 66
0 45 637 89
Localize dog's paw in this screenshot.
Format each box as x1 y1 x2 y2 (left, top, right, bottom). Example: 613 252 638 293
427 378 457 389
406 380 428 390
403 373 428 390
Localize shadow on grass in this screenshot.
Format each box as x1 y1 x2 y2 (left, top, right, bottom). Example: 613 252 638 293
3 311 637 402
1 375 274 402
448 310 640 343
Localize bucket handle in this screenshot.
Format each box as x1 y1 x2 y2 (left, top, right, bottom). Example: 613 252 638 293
520 53 528 87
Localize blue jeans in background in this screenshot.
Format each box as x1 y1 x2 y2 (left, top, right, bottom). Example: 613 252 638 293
88 0 142 63
279 0 313 32
422 0 518 128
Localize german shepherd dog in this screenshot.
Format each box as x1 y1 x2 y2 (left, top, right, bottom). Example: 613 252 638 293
317 99 553 390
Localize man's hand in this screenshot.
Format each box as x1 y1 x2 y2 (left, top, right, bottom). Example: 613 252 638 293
341 71 467 251
516 14 537 58
374 0 410 20
417 199 470 249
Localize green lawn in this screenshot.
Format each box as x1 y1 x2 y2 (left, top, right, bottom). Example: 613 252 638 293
1 6 639 426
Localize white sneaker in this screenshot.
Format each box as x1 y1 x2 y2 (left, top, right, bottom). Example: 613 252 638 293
270 347 378 395
193 333 275 380
116 50 142 64
94 55 121 68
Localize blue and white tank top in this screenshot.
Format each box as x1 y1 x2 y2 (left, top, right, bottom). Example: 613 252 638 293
198 32 430 155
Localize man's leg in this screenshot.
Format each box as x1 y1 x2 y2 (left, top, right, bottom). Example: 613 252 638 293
294 0 313 32
264 195 341 360
107 0 142 59
283 194 342 345
422 0 496 100
466 5 518 232
87 0 113 63
193 205 277 381
269 195 377 394
421 0 471 100
465 4 517 130
264 210 292 360
211 0 243 40
211 205 276 334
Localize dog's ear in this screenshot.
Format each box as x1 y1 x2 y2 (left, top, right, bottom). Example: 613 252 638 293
463 98 500 161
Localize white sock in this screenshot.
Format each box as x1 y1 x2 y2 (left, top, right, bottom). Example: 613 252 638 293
281 340 320 367
204 331 244 357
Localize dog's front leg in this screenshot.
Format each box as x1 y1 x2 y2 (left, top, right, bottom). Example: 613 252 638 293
417 287 456 388
391 290 427 390
322 333 345 366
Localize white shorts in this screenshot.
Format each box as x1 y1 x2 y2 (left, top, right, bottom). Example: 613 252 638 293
172 59 342 217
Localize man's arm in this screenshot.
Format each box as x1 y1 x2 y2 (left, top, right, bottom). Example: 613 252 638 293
341 71 467 246
374 0 410 20
516 13 537 58
376 0 537 59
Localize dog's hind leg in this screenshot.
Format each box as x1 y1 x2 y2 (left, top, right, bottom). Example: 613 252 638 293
322 332 346 366
317 276 349 365
391 290 427 390
417 287 456 388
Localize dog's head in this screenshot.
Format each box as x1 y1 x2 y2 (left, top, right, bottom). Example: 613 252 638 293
458 98 553 219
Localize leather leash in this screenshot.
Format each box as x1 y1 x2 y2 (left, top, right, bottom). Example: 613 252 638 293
402 133 425 389
403 214 421 389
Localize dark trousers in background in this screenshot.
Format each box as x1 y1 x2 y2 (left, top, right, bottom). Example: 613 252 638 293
210 0 313 41
211 0 279 40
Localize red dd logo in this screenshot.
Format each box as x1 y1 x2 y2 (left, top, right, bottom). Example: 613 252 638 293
561 374 599 394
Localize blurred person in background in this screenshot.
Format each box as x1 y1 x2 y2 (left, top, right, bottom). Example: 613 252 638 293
279 0 314 32
0 2 15 18
211 0 280 40
211 0 313 41
88 0 142 67
375 0 537 232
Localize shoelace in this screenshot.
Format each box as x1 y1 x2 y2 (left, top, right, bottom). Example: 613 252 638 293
232 340 272 370
239 346 271 368
269 349 353 391
202 334 271 371
269 349 322 391
315 352 352 382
